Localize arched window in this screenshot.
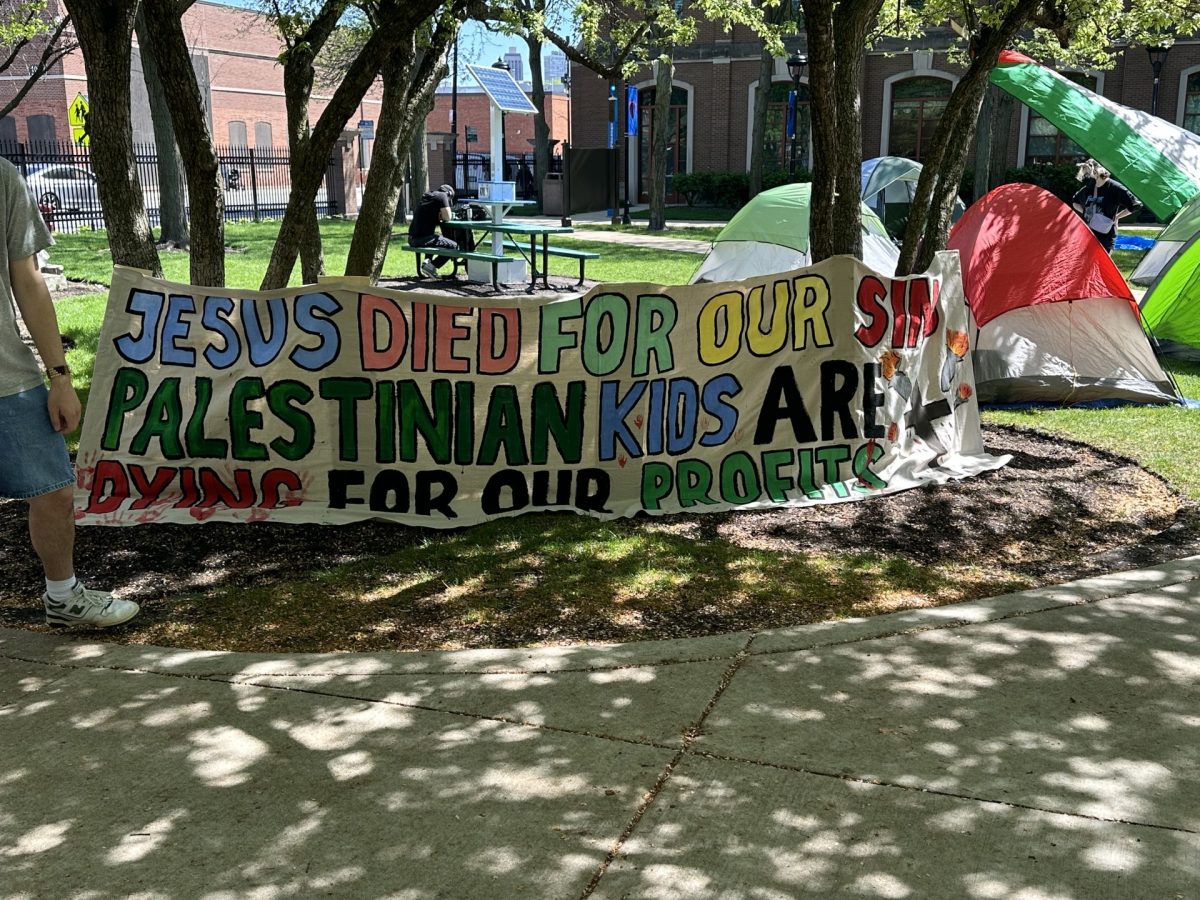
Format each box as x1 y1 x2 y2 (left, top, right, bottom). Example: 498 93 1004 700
1026 72 1095 163
888 77 952 161
762 81 810 172
1184 72 1200 134
254 121 272 148
0 116 16 146
228 120 247 147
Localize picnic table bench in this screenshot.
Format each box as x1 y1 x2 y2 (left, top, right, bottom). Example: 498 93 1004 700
393 237 510 291
500 238 600 286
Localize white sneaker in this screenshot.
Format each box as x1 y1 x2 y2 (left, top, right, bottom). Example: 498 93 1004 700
421 260 438 278
44 582 140 628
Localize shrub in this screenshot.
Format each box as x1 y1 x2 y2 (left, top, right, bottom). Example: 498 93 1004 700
1001 162 1080 204
674 168 812 207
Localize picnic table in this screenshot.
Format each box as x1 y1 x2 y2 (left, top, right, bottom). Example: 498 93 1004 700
467 221 576 290
398 198 599 292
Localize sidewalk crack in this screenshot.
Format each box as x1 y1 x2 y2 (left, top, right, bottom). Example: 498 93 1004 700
576 634 758 899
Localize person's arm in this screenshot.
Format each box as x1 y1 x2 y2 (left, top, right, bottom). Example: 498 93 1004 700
1116 186 1142 220
439 205 453 223
10 253 79 433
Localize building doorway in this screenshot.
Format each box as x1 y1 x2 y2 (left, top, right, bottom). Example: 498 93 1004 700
637 85 688 203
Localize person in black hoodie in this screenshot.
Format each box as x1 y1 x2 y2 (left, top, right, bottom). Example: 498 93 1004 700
1071 159 1141 253
409 183 458 278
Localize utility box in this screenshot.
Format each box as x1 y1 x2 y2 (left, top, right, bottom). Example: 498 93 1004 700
467 258 527 284
478 180 516 201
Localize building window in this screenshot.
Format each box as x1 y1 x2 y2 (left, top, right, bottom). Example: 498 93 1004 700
228 120 247 147
26 114 57 147
762 81 809 172
637 85 689 201
1026 72 1095 163
1184 72 1200 134
254 121 272 148
0 116 15 146
888 76 952 161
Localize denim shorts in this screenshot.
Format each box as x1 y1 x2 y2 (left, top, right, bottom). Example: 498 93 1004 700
0 384 75 499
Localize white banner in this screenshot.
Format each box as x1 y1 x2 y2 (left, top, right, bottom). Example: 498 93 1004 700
76 253 1007 526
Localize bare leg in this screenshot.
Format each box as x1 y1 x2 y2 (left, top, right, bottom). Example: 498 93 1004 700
27 486 75 582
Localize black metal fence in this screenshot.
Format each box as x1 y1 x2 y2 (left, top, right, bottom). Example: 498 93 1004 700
0 140 340 234
452 152 561 200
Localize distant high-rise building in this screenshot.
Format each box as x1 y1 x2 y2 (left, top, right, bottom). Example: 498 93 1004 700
543 50 567 85
503 47 524 81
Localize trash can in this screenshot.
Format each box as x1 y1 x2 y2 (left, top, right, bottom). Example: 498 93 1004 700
542 173 563 216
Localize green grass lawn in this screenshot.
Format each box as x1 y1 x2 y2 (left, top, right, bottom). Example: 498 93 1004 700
51 219 705 288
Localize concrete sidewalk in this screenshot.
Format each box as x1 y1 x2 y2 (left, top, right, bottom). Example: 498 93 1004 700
2 557 1198 898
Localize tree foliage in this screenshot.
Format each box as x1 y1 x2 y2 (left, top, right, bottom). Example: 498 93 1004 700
889 0 1200 274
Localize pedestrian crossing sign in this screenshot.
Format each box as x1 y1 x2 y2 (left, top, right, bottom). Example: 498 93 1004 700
68 93 89 146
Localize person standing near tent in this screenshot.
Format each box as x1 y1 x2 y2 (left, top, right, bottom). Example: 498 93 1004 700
0 157 139 628
1072 159 1141 253
409 183 458 278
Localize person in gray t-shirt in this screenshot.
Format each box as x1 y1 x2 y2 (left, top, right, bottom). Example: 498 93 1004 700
0 157 139 628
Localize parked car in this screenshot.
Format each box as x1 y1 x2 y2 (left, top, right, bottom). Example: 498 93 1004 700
23 163 101 213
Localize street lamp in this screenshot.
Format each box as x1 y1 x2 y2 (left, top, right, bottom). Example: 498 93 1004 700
1148 45 1170 117
493 57 509 182
787 54 808 179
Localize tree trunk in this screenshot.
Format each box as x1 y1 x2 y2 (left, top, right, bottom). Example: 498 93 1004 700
344 51 417 279
801 0 836 262
972 84 994 204
525 29 551 211
140 0 225 286
749 44 773 197
410 113 428 208
135 13 188 248
896 0 1042 275
61 0 161 275
648 57 672 231
827 1 882 260
344 21 458 281
990 90 1015 190
263 2 448 290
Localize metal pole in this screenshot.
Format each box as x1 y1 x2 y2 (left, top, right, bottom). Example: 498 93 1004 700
451 38 459 192
561 141 571 227
789 73 799 179
610 80 620 224
249 146 260 221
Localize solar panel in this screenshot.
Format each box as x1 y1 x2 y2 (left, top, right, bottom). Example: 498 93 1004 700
468 64 538 114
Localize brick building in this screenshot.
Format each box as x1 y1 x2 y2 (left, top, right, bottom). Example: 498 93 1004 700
426 83 570 156
0 0 383 153
569 13 1200 206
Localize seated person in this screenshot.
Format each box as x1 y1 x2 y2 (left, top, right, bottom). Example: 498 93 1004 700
408 183 458 278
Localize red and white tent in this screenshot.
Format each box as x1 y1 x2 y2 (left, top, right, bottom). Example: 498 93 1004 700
948 183 1179 405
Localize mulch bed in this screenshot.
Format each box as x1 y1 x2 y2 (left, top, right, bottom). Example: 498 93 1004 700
1 424 1197 650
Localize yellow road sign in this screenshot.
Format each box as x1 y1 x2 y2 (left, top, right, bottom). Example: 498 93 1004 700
68 93 89 127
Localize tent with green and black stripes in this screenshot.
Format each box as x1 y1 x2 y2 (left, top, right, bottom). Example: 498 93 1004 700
990 50 1200 221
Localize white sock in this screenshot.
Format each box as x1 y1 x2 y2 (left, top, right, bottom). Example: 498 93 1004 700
45 576 79 602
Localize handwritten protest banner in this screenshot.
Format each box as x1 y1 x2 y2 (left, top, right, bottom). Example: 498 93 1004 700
75 253 1007 526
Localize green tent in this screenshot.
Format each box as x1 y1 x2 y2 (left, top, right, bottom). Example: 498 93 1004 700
1141 234 1200 359
1131 190 1200 285
691 183 898 282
